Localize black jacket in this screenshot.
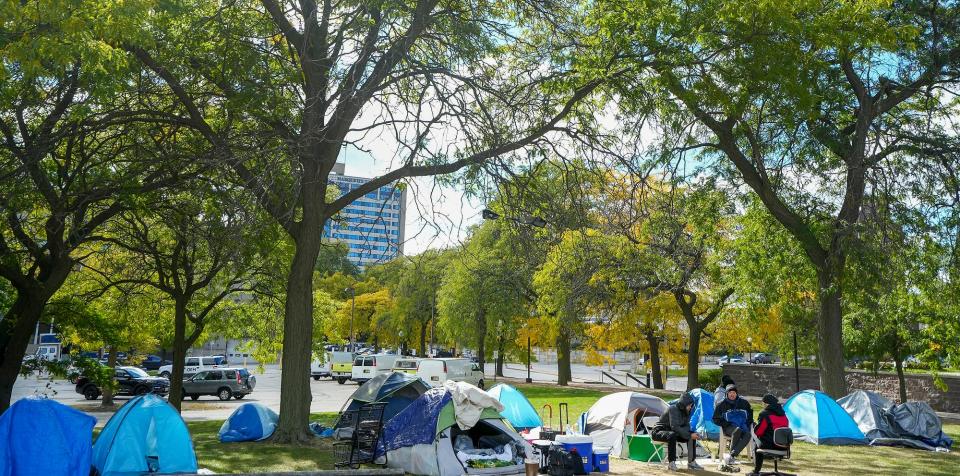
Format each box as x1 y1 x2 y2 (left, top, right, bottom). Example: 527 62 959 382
713 395 754 431
654 392 695 439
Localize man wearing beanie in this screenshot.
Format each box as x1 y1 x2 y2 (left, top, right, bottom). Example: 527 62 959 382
749 394 790 476
713 383 754 466
714 375 735 409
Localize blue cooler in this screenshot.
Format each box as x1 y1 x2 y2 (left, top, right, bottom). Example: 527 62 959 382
592 446 610 473
556 434 593 473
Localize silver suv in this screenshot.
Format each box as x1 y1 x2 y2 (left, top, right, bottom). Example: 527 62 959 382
180 368 256 401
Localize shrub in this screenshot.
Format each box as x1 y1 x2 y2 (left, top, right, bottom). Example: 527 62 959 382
699 368 723 390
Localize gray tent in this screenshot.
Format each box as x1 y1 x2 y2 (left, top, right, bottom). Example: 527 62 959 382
838 390 953 451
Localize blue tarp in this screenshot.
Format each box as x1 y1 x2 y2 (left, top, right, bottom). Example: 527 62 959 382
784 390 866 445
0 397 96 476
377 387 451 456
93 394 198 475
219 402 278 442
688 388 722 439
488 384 542 430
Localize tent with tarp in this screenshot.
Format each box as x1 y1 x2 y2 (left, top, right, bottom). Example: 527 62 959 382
218 402 278 442
487 383 542 430
334 371 430 430
0 397 97 476
92 394 198 476
783 390 866 445
377 384 529 475
583 391 670 458
688 388 722 440
839 391 952 451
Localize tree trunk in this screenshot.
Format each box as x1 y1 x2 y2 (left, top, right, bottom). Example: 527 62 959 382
419 320 428 357
495 335 505 377
0 293 45 412
476 308 487 368
102 347 117 407
686 328 701 390
272 218 323 444
645 331 664 389
817 270 847 397
168 300 189 412
557 328 572 386
894 357 907 403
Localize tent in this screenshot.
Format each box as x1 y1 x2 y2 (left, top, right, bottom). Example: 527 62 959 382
92 394 198 476
0 397 97 476
688 388 722 440
218 402 279 442
783 390 866 445
583 391 670 458
487 383 542 430
335 371 430 429
377 386 528 475
838 390 952 450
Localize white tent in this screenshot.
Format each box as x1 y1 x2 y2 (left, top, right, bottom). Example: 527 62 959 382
583 392 670 458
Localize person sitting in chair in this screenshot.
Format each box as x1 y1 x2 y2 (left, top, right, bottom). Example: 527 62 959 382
652 392 704 472
714 375 735 408
749 394 790 476
713 383 754 466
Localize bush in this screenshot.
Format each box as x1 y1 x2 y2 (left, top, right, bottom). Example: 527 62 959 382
699 368 723 390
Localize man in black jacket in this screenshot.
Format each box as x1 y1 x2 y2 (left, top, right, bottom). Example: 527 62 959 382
713 384 754 465
652 392 704 471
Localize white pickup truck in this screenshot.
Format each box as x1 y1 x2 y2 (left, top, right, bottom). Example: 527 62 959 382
158 355 226 379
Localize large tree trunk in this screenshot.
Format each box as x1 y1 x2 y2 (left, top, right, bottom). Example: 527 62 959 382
645 331 664 389
272 216 323 444
817 270 847 397
892 339 908 403
168 300 189 412
686 328 701 390
419 320 428 357
102 347 117 407
0 293 45 412
557 328 572 386
476 308 487 368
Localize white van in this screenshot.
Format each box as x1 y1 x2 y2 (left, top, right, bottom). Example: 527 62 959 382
351 353 398 384
158 356 224 379
311 352 332 380
417 358 485 389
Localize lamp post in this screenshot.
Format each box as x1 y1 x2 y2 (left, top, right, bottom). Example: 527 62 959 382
345 286 356 352
526 336 533 383
747 336 753 363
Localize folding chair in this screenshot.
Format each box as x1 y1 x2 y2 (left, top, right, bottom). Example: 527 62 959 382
750 426 795 476
718 424 755 461
642 416 667 463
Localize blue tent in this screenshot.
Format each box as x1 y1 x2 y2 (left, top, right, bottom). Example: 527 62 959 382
92 394 198 475
0 397 96 476
219 402 278 442
335 371 430 429
688 388 721 440
487 383 542 430
784 390 866 445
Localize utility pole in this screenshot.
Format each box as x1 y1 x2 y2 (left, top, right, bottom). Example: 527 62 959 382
346 287 356 352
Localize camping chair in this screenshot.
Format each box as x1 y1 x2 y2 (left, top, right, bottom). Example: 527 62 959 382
717 423 755 462
750 427 795 476
641 416 667 463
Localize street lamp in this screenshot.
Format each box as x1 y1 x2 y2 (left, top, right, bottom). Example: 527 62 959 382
345 287 356 352
747 337 753 363
481 208 547 228
526 336 532 383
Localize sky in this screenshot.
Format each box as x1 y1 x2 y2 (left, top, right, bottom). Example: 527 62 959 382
338 144 482 255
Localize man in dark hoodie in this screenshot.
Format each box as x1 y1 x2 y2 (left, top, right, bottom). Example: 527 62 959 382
652 392 703 471
749 394 790 476
713 384 754 465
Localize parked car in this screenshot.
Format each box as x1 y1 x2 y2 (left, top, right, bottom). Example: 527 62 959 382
417 358 484 389
75 366 170 400
392 358 420 375
311 352 332 380
158 355 225 378
331 351 355 384
181 368 256 401
750 353 774 364
718 355 745 365
139 355 172 371
351 353 398 384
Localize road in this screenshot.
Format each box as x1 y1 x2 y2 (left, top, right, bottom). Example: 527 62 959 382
11 360 712 425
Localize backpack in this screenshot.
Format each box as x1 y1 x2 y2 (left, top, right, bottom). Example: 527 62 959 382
547 446 585 476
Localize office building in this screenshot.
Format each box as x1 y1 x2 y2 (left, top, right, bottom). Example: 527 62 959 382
323 162 406 268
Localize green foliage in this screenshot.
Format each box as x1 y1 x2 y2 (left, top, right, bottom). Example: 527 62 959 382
698 368 723 391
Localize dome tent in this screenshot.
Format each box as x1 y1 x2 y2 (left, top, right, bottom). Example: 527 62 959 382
0 397 97 476
783 390 866 445
335 371 430 429
688 388 722 440
487 383 542 430
377 385 528 476
582 391 670 458
92 394 198 476
219 402 279 442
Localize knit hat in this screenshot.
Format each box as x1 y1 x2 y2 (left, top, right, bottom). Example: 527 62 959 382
725 384 738 392
762 394 778 405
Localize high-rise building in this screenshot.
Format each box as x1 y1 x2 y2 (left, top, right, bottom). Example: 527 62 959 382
323 163 406 268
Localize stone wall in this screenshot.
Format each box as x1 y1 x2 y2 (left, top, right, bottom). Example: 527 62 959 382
722 363 960 413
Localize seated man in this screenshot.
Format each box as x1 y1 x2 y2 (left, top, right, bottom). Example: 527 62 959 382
749 394 790 476
714 375 735 408
713 383 754 465
652 392 704 472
